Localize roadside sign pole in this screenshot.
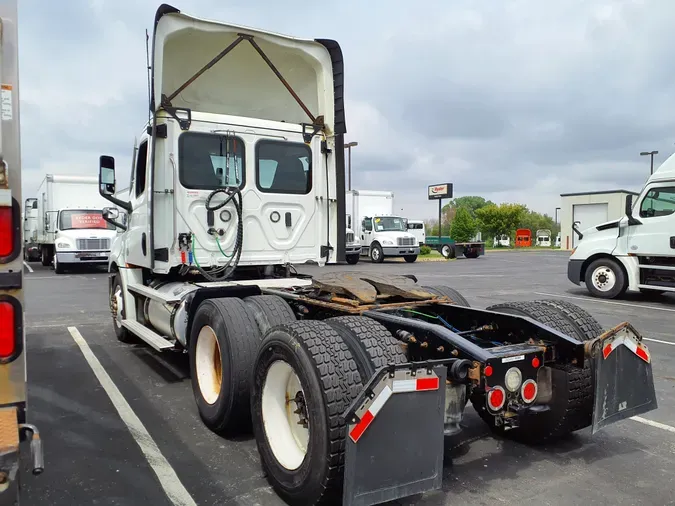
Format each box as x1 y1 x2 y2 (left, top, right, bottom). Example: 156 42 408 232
428 183 453 243
438 198 442 245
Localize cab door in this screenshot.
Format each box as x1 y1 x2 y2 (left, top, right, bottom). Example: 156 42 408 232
628 184 675 257
124 136 152 268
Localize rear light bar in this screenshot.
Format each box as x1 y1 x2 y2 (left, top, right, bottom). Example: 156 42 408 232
0 296 22 363
0 189 21 263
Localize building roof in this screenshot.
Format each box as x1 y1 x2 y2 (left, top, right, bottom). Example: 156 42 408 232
560 189 639 197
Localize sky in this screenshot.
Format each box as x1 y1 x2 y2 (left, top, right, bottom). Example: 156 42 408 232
17 0 675 220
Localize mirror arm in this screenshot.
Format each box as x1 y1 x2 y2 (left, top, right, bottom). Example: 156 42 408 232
103 214 127 231
101 192 132 213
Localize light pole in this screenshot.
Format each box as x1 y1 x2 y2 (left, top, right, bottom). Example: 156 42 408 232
555 207 560 224
640 150 658 175
344 141 358 191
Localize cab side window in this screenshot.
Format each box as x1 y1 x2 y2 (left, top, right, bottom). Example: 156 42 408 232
640 186 675 218
363 219 373 232
135 141 148 198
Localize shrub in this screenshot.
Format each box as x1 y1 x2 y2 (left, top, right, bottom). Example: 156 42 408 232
420 245 432 255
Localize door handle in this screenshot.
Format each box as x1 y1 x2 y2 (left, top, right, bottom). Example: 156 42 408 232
670 236 675 249
285 212 292 227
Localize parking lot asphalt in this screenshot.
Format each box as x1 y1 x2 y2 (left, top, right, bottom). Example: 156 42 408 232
19 252 675 506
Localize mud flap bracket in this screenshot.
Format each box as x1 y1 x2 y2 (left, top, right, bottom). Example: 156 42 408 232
589 322 658 434
342 364 447 506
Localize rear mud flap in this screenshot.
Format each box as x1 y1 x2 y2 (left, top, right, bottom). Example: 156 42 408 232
590 322 658 434
342 365 446 506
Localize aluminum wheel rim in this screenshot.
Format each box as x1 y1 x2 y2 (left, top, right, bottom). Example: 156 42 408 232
372 247 380 261
112 286 124 329
195 325 222 405
591 265 616 292
262 360 310 471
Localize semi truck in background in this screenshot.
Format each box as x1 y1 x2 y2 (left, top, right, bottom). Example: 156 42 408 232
34 174 117 273
536 229 552 247
568 157 675 299
0 0 44 502
346 189 420 263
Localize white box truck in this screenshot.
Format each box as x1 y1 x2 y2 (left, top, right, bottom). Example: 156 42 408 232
346 189 419 262
35 174 117 273
568 158 675 298
22 197 40 261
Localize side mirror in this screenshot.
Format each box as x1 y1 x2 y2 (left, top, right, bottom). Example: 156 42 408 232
625 194 641 225
99 155 116 196
102 206 127 231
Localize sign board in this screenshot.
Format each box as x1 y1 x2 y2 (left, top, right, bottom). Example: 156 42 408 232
428 183 453 200
70 213 108 229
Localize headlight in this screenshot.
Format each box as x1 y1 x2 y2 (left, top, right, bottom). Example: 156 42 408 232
504 367 522 392
56 242 72 249
382 240 394 246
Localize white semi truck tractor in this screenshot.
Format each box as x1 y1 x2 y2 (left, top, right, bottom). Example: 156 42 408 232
98 5 658 505
568 159 675 299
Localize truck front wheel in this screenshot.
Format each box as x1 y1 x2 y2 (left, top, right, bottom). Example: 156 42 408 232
584 257 627 299
251 321 361 505
370 243 384 263
110 274 134 343
189 298 261 435
345 254 359 265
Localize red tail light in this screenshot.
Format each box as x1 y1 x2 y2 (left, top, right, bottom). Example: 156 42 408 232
521 379 538 404
487 386 506 411
0 301 16 359
0 205 12 257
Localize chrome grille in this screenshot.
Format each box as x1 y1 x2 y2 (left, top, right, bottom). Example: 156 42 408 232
76 238 111 250
397 237 415 246
346 232 355 243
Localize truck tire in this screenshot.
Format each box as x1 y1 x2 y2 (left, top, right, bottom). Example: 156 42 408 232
536 299 603 341
54 254 66 274
474 301 593 444
464 249 479 259
251 321 361 505
345 254 359 265
326 316 408 380
370 243 384 263
422 285 470 307
584 257 627 299
244 295 296 335
189 297 261 435
40 246 51 266
404 255 417 263
110 274 134 343
441 244 454 259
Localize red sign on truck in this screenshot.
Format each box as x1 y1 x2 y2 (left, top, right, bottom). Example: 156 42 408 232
70 213 108 229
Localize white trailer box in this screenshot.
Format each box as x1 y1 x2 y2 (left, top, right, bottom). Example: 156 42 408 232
35 174 117 272
346 190 419 262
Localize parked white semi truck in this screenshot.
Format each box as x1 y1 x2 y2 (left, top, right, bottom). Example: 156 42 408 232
345 189 419 263
568 158 675 298
0 0 45 501
97 5 657 506
35 174 117 273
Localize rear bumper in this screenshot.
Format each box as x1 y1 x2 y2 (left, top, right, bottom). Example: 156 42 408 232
568 259 584 284
56 251 110 264
383 246 420 256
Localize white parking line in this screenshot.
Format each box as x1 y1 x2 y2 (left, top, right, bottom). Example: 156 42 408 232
534 292 675 313
23 261 33 273
631 416 675 434
67 326 197 506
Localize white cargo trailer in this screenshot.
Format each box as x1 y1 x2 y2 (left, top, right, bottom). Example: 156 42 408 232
35 174 117 273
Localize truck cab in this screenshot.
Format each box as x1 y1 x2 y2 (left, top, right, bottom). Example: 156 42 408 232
535 229 551 247
361 215 419 263
568 156 675 298
406 219 426 246
23 197 40 261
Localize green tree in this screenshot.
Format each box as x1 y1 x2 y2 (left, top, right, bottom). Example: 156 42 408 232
443 196 495 218
476 203 526 240
450 207 477 242
518 209 558 237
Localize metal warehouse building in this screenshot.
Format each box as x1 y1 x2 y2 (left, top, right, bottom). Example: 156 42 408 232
559 189 638 250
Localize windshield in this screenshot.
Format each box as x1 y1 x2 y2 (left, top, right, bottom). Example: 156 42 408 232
59 210 115 231
179 132 245 189
373 216 406 232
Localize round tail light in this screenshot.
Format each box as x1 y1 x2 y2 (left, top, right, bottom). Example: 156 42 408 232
521 379 538 404
487 386 506 411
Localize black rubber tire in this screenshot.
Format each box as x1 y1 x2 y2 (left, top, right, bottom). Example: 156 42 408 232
40 246 51 267
370 243 384 263
251 321 362 506
110 274 134 343
326 316 408 380
536 299 603 340
584 257 627 299
441 244 455 259
345 254 359 265
54 255 66 274
189 297 261 435
244 295 296 335
404 255 417 263
475 301 593 444
422 285 470 307
464 250 479 259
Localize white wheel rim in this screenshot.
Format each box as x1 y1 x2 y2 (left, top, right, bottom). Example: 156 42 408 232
113 286 123 329
591 266 616 292
262 360 310 471
372 248 380 260
195 326 222 405
442 246 450 257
